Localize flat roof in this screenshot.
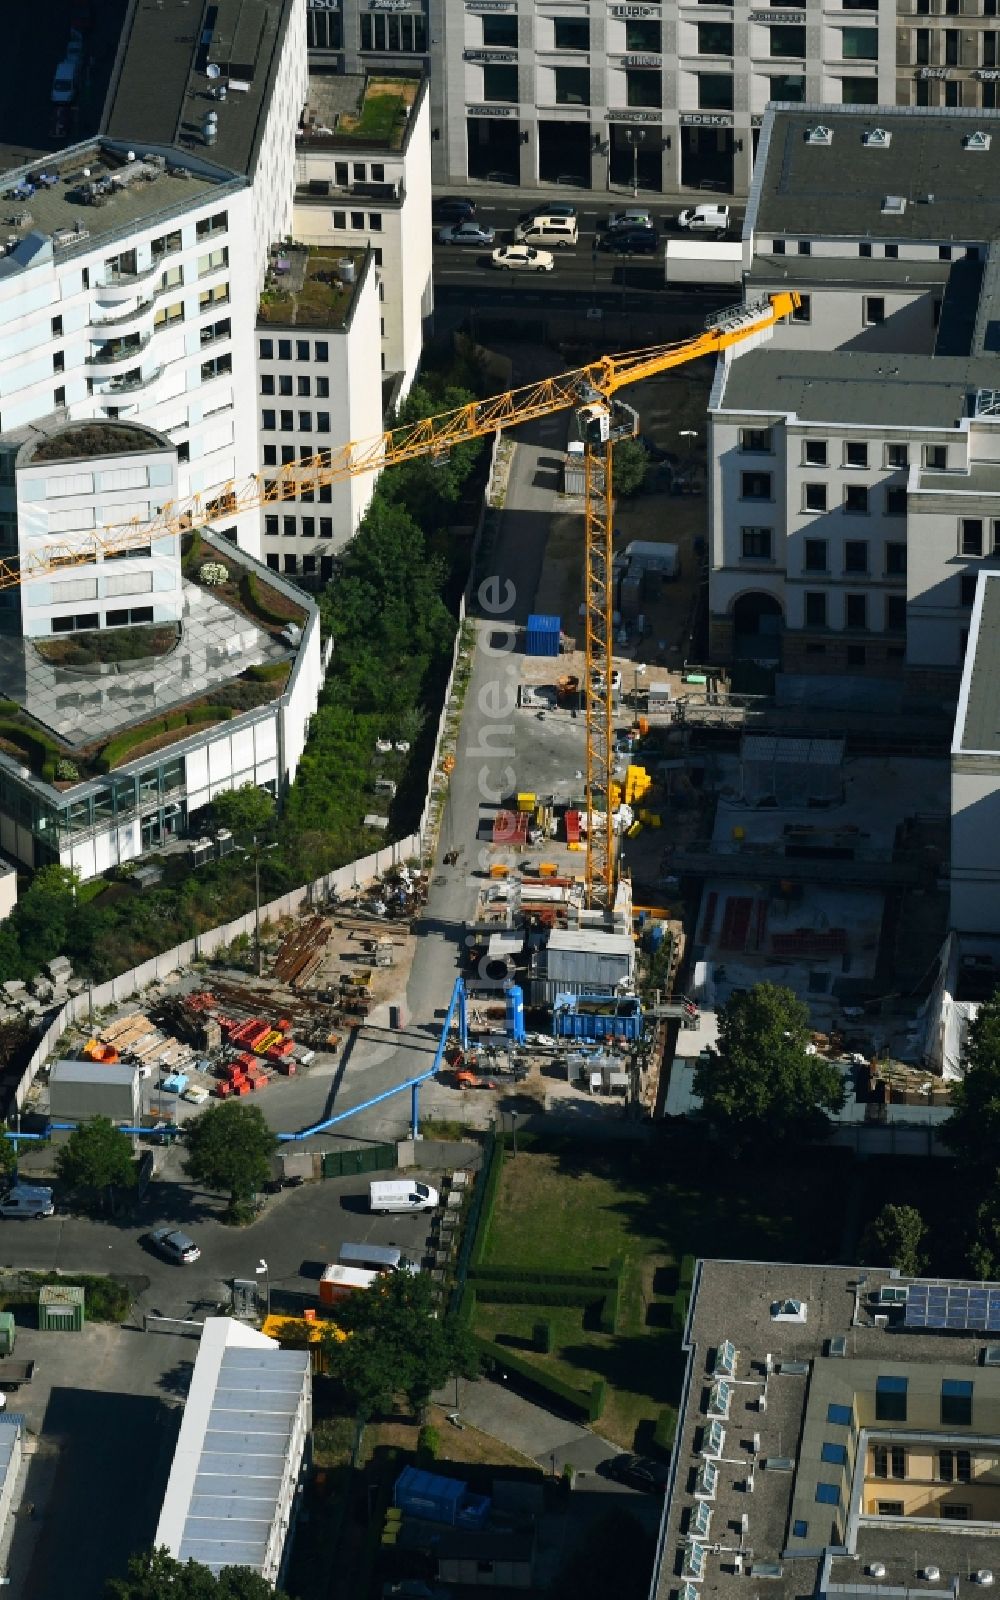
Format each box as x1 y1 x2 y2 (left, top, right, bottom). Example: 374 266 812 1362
103 0 297 180
752 107 1000 244
258 244 369 329
748 254 953 291
953 572 1000 755
717 348 985 430
50 1059 136 1087
300 72 423 154
653 1261 1000 1600
155 1317 310 1578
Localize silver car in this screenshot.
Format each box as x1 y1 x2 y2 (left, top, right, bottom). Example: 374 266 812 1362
437 221 496 247
148 1226 201 1265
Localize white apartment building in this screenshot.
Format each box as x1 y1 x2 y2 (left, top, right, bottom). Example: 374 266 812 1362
306 0 895 196
290 71 432 398
257 243 383 578
708 103 1000 694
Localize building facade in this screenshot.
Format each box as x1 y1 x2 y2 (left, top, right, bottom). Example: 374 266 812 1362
707 104 1000 693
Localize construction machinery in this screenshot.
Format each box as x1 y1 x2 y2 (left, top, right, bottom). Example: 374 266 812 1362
0 291 798 905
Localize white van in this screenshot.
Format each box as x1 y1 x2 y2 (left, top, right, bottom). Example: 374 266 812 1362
0 1185 55 1219
340 1240 421 1274
369 1179 439 1213
513 216 579 250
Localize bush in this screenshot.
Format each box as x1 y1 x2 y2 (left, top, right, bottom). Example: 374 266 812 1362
469 1136 505 1269
588 1379 606 1423
654 1406 677 1455
240 571 303 629
672 1290 690 1334
244 661 292 684
534 1320 553 1353
418 1425 440 1463
471 1265 617 1288
99 705 233 769
679 1254 697 1290
475 1283 604 1310
600 1257 624 1334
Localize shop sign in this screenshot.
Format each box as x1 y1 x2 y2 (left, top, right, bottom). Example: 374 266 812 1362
464 48 517 60
679 111 733 126
606 108 661 121
974 68 1000 78
917 66 951 77
621 53 661 65
467 103 519 116
465 1 516 9
750 9 804 18
308 0 340 10
609 5 658 15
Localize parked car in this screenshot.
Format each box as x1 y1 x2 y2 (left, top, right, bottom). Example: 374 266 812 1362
432 196 475 224
600 227 658 255
520 201 578 222
0 1185 54 1220
512 215 578 249
50 58 79 105
437 220 496 247
491 244 555 273
147 1226 201 1265
605 208 654 232
677 204 731 235
600 1454 672 1492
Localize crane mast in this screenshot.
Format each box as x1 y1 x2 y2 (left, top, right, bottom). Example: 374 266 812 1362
0 292 799 906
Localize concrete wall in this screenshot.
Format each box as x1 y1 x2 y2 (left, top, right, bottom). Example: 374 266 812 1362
0 862 16 923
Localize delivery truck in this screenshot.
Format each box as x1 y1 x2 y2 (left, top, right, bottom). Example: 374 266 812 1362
664 239 745 288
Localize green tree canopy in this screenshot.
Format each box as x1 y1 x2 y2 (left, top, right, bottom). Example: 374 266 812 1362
184 1101 277 1217
56 1116 136 1210
860 1203 927 1277
326 1269 478 1417
693 981 844 1154
211 784 276 840
612 437 649 498
944 988 1000 1175
106 1546 288 1599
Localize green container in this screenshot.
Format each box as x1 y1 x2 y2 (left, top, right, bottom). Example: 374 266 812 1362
38 1285 85 1333
0 1313 14 1355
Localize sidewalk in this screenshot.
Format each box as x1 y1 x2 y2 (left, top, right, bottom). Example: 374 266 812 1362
438 1373 622 1479
434 177 741 210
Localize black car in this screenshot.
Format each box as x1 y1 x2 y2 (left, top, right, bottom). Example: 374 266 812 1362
601 1454 671 1492
431 196 476 224
600 228 658 255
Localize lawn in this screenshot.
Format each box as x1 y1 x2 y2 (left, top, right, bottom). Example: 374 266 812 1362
475 1135 849 1450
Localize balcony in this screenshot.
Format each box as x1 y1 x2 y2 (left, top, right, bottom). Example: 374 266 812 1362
94 262 160 301
91 298 154 332
86 334 153 374
101 364 164 396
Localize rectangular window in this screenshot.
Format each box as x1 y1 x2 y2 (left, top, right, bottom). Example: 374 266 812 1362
846 593 867 629
876 1375 908 1422
740 427 773 453
197 247 228 278
885 486 907 517
828 1403 852 1425
845 441 868 468
946 26 960 62
283 516 296 537
806 591 827 627
891 1445 906 1479
942 1379 974 1426
885 542 907 575
52 314 63 337
317 412 331 433
554 16 590 47
280 410 294 431
845 485 869 514
792 1521 809 1539
626 69 662 107
626 18 661 48
805 539 828 573
369 212 382 231
804 440 828 466
886 594 906 630
699 20 734 51
741 471 772 500
316 377 330 399
301 517 315 538
844 540 868 573
741 527 772 559
877 1501 904 1516
916 27 931 63
792 294 811 322
873 1445 889 1479
315 341 329 362
263 445 277 466
815 1482 840 1505
261 375 275 396
885 443 908 468
884 244 899 260
698 72 734 109
942 1505 970 1520
484 63 519 101
940 1450 954 1482
770 73 805 99
864 296 885 325
842 25 878 55
483 13 518 44
554 65 590 103
771 23 807 53
265 515 279 537
962 519 984 555
859 241 873 258
822 1442 848 1465
841 77 879 103
926 444 948 470
262 409 276 431
804 483 827 512
320 517 333 539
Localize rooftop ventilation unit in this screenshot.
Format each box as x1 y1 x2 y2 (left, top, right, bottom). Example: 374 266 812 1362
807 124 833 145
771 1300 807 1323
690 1502 713 1539
680 1585 701 1600
708 1379 733 1419
922 1569 942 1584
966 131 992 151
868 1564 887 1580
683 1542 707 1582
714 1339 738 1378
694 1460 719 1502
984 1342 1000 1363
827 1335 848 1357
882 195 907 215
704 1420 726 1459
975 1575 995 1588
864 127 891 147
761 1456 794 1472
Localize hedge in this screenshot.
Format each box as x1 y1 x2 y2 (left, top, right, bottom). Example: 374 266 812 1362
240 571 303 630
679 1254 697 1290
475 1283 607 1309
654 1406 677 1454
600 1258 625 1335
672 1290 691 1334
472 1333 605 1421
0 718 62 779
99 705 233 770
471 1265 618 1289
469 1134 505 1270
244 661 291 683
534 1320 553 1354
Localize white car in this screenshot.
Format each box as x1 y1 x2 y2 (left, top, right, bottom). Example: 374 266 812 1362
677 204 730 235
491 244 555 273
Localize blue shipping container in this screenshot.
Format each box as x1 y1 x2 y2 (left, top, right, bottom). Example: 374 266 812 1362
551 993 643 1041
394 1467 491 1528
525 613 561 657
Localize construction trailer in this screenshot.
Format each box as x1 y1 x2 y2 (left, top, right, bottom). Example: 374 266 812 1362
48 1059 140 1124
529 927 635 1005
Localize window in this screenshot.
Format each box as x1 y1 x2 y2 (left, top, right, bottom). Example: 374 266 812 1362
298 411 312 433
278 339 292 361
773 239 787 254
195 210 228 240
885 443 908 468
626 19 661 49
805 539 828 571
741 527 773 559
316 377 330 399
280 410 293 431
961 574 978 607
891 1446 905 1479
52 350 65 375
985 31 998 65
332 210 346 230
555 66 590 103
282 516 296 537
942 1504 970 1521
484 63 519 100
877 1501 904 1516
876 1375 908 1422
262 409 276 431
740 427 773 453
301 517 315 538
360 11 426 46
297 376 311 397
263 446 277 466
317 412 331 433
879 485 905 519
792 1521 809 1539
806 592 827 627
771 73 805 99
371 164 385 183
926 444 948 470
197 246 228 278
845 484 869 514
841 25 878 55
741 471 772 500
815 1482 840 1505
845 441 868 468
804 483 828 512
859 241 873 258
295 340 309 362
699 21 734 51
281 446 295 464
962 518 984 555
315 341 329 362
698 72 734 109
320 517 333 538
844 540 868 573
627 69 662 106
864 296 885 325
873 1445 889 1479
771 23 807 53
822 1442 848 1465
483 13 518 43
841 77 879 103
884 244 899 260
555 16 590 47
54 385 65 407
846 593 867 628
200 353 232 382
266 553 280 571
885 542 906 575
939 245 953 263
805 440 828 466
51 314 63 337
261 375 275 396
792 294 811 322
945 26 960 62
265 516 279 537
916 26 931 63
886 594 906 631
369 212 383 231
942 1379 973 1426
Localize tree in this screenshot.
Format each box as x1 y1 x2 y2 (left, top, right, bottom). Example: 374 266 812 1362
212 784 275 840
860 1203 927 1276
326 1269 478 1418
56 1116 135 1211
184 1101 277 1218
693 982 844 1154
106 1546 288 1599
944 988 1000 1175
612 437 649 498
968 1187 1000 1280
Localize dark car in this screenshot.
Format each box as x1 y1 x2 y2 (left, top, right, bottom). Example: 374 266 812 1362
147 1226 201 1265
431 196 476 224
601 228 658 255
519 201 578 223
601 1454 671 1492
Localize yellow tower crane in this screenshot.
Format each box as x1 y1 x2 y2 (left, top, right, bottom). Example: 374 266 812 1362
0 289 798 906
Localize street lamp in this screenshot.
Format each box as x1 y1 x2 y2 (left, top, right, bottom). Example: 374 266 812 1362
255 1258 270 1319
249 833 279 977
679 429 698 490
626 128 646 198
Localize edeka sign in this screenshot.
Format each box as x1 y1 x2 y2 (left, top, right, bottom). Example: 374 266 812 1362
679 111 733 127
